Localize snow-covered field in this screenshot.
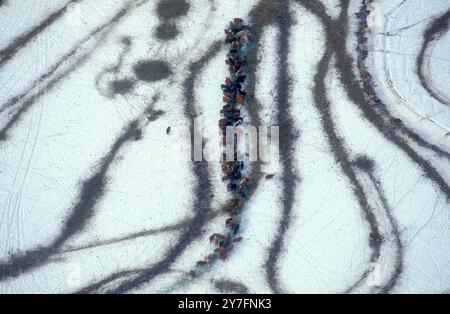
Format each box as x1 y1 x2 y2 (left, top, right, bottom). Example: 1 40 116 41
0 0 449 294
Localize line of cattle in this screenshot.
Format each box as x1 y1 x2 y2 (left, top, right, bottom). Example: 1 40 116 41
196 18 253 267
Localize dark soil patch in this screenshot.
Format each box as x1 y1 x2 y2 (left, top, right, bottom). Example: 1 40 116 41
155 22 180 40
121 36 132 46
156 0 190 21
214 279 249 294
353 155 375 173
110 78 135 95
145 108 165 122
133 60 171 82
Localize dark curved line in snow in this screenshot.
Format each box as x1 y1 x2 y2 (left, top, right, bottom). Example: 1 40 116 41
351 154 404 293
0 0 80 68
0 99 163 281
416 8 450 106
354 3 405 293
264 0 300 294
0 1 145 142
76 269 145 294
367 169 403 294
350 157 404 293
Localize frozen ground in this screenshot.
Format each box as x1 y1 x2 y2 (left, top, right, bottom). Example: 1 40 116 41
0 0 449 294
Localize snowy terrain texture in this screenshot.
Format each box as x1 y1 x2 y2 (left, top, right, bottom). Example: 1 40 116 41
0 0 450 294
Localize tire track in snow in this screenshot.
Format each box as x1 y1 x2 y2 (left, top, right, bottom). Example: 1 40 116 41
0 85 45 259
365 166 403 293
416 8 450 106
0 0 80 68
0 95 163 281
263 0 300 294
352 155 404 293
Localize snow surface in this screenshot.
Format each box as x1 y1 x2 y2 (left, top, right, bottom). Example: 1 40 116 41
0 0 449 293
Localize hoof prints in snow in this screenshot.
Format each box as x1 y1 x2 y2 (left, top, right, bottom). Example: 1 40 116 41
109 79 136 96
156 22 181 40
156 0 190 20
133 60 172 82
96 36 135 97
155 0 190 40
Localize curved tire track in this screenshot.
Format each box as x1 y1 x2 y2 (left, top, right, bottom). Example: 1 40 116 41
416 8 450 106
366 168 403 294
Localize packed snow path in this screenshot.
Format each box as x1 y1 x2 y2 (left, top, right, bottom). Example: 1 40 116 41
0 0 449 293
